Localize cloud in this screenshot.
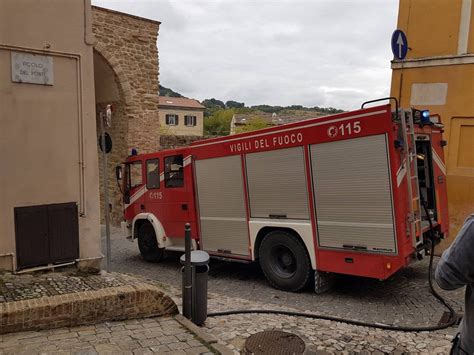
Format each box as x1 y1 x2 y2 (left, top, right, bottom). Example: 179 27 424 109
92 0 399 110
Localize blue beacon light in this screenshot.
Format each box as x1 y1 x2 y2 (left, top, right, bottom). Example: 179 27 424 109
421 110 430 123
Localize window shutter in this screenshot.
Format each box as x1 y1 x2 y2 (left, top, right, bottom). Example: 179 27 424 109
183 115 197 126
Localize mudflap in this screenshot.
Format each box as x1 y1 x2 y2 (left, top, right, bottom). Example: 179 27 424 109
314 270 336 294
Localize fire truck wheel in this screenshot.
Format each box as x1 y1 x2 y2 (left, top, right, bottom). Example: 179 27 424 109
259 230 311 292
137 223 164 262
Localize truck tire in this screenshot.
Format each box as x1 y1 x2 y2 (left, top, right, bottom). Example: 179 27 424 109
259 230 311 292
137 223 164 262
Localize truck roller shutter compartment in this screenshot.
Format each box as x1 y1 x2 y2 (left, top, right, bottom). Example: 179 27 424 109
195 155 249 256
246 146 309 220
310 134 397 254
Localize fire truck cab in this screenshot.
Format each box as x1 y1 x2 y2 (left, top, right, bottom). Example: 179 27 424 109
118 103 448 293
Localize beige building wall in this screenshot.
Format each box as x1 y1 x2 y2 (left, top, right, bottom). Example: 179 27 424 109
159 108 204 136
391 0 474 248
0 0 100 271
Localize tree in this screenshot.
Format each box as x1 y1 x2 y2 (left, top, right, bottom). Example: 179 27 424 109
159 85 183 97
288 105 304 110
201 98 226 117
202 98 225 109
225 100 245 109
204 109 234 136
250 104 283 113
235 117 271 134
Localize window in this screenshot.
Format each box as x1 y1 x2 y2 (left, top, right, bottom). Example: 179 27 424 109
146 159 160 189
185 115 197 127
164 155 184 188
127 161 142 189
166 114 178 126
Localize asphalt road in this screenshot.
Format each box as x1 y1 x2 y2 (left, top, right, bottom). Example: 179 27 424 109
102 226 464 328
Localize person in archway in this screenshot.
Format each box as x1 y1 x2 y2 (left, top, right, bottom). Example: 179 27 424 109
436 214 474 355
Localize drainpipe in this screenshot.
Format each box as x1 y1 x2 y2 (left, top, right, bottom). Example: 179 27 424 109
0 253 15 273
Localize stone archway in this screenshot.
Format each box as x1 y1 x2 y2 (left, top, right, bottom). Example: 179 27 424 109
93 43 133 108
92 6 161 154
92 6 162 225
93 50 128 225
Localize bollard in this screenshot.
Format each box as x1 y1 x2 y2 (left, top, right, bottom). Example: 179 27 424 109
183 223 192 319
191 259 209 325
181 223 210 325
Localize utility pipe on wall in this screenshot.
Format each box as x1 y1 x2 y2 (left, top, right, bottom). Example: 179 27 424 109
0 253 15 272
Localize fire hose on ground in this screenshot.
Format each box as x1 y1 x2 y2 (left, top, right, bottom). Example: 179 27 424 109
205 199 459 332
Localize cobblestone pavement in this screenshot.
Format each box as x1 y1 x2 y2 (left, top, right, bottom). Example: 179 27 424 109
147 283 458 354
0 317 213 355
0 271 133 303
205 311 455 354
104 226 465 329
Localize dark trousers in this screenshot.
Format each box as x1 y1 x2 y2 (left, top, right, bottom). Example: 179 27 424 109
450 334 470 355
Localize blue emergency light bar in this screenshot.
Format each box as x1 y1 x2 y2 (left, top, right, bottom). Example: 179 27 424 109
421 110 430 123
412 108 431 125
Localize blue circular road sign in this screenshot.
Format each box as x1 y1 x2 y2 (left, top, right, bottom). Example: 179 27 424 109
391 30 408 60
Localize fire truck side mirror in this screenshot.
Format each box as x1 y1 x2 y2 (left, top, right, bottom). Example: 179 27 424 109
123 193 130 204
115 165 122 180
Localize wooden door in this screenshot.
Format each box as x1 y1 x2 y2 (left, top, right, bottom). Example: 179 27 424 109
14 202 79 270
48 203 79 264
14 205 49 269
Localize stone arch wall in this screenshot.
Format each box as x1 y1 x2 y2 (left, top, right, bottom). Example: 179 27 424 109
92 5 161 153
92 6 161 224
94 50 127 225
93 45 133 107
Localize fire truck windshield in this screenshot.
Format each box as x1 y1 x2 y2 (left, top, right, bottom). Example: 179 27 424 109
124 161 142 194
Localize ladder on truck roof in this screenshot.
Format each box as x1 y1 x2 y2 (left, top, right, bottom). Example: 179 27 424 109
400 109 423 248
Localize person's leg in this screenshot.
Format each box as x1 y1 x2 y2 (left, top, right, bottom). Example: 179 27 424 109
450 333 471 355
450 333 461 355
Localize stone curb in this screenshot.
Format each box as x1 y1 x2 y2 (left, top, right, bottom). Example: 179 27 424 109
0 282 178 334
175 314 234 355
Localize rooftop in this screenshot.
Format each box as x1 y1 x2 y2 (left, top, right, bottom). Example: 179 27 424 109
233 110 324 125
158 96 205 110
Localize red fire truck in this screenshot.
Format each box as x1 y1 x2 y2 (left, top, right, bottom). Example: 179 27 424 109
117 102 448 293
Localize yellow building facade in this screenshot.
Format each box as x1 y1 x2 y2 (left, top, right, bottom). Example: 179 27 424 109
158 97 205 136
391 0 474 248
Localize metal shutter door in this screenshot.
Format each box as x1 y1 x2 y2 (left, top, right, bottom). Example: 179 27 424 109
246 146 309 220
311 134 396 253
195 155 249 256
14 205 49 270
48 202 79 264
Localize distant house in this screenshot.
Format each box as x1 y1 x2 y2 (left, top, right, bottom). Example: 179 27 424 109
158 96 205 136
230 110 324 135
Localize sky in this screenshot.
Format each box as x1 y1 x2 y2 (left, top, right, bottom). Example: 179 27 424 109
92 0 399 111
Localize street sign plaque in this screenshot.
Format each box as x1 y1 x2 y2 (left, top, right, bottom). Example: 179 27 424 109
11 52 54 85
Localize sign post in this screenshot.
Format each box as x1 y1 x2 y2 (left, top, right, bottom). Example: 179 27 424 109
100 105 113 272
391 29 408 105
391 29 408 60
